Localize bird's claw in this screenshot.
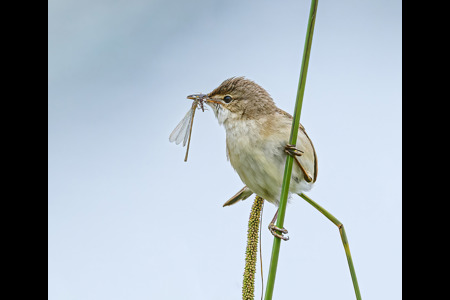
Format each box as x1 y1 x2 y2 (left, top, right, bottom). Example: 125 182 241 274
268 222 289 241
285 144 304 157
284 144 313 183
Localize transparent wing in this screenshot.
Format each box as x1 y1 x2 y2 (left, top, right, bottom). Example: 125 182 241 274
169 106 195 146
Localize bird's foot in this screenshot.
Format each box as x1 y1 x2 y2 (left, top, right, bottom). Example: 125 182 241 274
284 144 304 157
284 144 313 183
268 223 289 241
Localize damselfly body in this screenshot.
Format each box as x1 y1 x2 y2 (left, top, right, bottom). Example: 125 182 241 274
169 94 207 161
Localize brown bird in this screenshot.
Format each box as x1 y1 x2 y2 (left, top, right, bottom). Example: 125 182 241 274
187 77 318 240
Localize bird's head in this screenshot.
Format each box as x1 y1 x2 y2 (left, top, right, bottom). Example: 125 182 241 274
187 77 276 125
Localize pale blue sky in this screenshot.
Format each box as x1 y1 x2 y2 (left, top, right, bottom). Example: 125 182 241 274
49 1 402 299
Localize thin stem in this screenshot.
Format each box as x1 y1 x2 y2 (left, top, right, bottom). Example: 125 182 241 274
299 193 362 300
264 1 318 299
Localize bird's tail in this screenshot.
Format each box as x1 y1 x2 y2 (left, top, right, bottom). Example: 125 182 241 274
223 186 253 207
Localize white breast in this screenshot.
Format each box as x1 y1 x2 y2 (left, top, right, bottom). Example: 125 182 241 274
214 107 315 205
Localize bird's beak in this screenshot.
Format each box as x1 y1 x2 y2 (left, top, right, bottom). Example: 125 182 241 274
186 94 221 104
187 94 207 100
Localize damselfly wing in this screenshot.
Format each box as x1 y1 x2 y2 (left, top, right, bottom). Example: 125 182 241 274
169 98 204 161
169 100 197 146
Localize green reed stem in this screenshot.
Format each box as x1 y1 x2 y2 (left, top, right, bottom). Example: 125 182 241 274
264 1 318 299
299 193 362 299
242 196 264 300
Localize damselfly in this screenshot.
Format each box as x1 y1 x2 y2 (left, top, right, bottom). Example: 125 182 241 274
169 94 207 162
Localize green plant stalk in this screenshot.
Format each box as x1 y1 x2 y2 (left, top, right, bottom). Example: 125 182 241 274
264 1 318 299
242 196 264 300
299 193 362 299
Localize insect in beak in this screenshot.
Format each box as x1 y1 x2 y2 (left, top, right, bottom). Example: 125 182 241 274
187 94 222 107
169 94 208 161
186 94 209 112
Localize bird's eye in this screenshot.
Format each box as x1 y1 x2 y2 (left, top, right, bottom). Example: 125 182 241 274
223 95 233 103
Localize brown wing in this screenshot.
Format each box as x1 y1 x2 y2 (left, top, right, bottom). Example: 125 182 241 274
275 107 318 182
299 126 318 182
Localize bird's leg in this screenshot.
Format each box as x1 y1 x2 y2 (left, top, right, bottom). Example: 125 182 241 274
268 209 289 241
299 193 362 300
284 144 313 183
